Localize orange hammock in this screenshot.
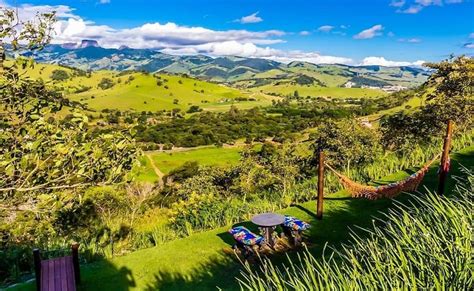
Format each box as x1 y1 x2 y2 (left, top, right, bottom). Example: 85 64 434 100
325 153 441 200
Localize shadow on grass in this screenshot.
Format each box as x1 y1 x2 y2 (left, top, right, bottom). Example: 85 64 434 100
291 204 319 220
78 263 136 291
142 257 242 291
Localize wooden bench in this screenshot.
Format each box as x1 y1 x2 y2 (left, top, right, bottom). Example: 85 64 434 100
33 243 81 291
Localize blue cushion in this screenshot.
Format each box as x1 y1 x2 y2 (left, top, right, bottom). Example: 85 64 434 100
283 216 310 231
229 226 264 246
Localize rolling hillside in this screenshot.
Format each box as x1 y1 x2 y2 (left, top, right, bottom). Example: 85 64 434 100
14 44 434 114
17 62 276 113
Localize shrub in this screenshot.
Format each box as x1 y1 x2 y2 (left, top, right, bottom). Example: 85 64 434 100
170 193 274 236
50 69 69 81
98 78 114 90
186 105 202 113
164 161 199 183
162 143 173 150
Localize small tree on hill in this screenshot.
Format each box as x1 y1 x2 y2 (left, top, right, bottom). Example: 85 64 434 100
50 69 69 81
98 77 114 90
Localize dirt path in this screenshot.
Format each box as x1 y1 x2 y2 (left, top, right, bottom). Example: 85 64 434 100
146 154 164 186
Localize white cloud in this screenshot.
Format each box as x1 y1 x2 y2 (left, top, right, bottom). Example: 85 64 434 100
7 3 79 20
354 25 384 39
400 5 424 13
98 0 111 4
361 57 425 67
390 0 406 7
464 43 474 49
264 50 353 65
31 4 352 64
1 2 425 67
415 0 442 5
317 25 334 32
52 19 285 48
299 31 311 36
161 41 353 64
236 12 263 24
398 38 422 43
394 0 463 14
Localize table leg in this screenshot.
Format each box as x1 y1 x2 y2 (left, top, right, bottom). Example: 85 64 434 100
265 227 272 247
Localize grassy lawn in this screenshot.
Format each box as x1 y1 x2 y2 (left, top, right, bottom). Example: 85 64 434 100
132 156 160 182
10 146 473 291
151 146 243 174
133 145 260 181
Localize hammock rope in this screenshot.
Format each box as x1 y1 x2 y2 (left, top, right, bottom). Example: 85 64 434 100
324 153 441 200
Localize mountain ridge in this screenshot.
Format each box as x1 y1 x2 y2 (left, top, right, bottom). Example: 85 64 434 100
21 42 431 88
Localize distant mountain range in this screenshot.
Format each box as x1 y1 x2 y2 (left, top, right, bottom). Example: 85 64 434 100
20 40 431 88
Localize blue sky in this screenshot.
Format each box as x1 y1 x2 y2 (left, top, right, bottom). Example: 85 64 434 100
2 0 474 65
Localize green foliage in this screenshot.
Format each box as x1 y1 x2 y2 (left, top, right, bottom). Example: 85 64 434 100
0 7 138 195
0 7 55 52
135 104 356 148
164 161 200 183
186 105 203 113
310 119 383 167
98 77 114 90
239 170 473 290
50 69 69 81
0 7 140 284
169 192 273 236
425 56 474 99
0 114 138 194
381 56 474 149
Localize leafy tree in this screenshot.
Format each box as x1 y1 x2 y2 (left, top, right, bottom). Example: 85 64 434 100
310 120 383 167
0 7 138 199
381 56 473 149
50 69 69 81
423 56 473 130
98 77 114 90
186 105 202 113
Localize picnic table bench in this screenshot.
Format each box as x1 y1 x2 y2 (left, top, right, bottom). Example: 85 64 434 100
33 243 80 291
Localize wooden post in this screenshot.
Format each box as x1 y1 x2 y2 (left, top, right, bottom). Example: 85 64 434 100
33 249 41 291
438 120 453 195
316 150 324 220
71 243 81 284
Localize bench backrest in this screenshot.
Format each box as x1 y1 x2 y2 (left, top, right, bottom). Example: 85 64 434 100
33 243 80 291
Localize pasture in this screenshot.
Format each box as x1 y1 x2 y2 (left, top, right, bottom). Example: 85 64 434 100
249 83 386 99
18 62 275 113
133 145 252 182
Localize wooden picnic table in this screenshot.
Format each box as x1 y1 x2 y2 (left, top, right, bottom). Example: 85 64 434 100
251 213 285 247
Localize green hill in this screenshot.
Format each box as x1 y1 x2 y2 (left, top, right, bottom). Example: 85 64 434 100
18 63 276 113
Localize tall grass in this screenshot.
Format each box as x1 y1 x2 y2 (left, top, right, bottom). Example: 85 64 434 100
239 169 473 290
